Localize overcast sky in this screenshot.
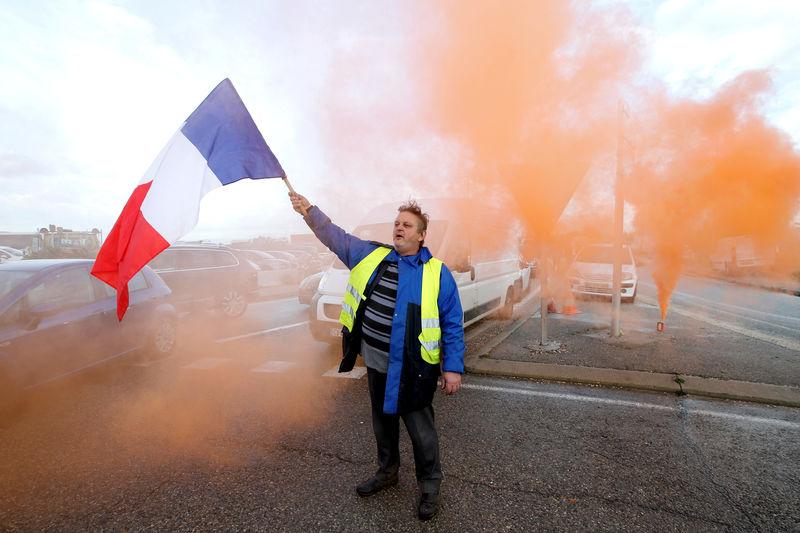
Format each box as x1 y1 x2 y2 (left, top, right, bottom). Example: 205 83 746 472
1 0 798 242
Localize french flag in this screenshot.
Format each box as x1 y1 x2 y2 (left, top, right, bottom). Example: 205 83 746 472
92 78 286 320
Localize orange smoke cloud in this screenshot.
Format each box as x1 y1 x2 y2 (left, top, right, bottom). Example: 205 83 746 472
631 70 800 317
418 2 633 234
310 1 800 316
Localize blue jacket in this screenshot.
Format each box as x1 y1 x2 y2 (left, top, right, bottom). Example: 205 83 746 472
306 206 465 414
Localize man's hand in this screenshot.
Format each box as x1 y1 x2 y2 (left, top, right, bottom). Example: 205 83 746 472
441 371 462 395
289 191 311 215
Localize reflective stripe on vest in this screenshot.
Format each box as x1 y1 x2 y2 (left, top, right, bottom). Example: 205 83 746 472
339 247 392 332
419 258 443 364
340 250 444 365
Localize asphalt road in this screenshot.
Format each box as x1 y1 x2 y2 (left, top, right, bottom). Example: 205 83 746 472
1 290 798 531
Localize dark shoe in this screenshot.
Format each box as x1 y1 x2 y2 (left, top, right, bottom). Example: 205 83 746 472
418 491 439 521
356 473 398 497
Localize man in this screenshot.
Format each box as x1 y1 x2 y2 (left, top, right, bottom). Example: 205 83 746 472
289 192 464 521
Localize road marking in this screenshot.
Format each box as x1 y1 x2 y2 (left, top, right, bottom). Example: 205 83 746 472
132 357 174 367
639 281 800 324
464 383 673 411
182 357 232 370
251 360 296 373
462 383 800 429
689 409 800 429
215 321 310 343
323 365 367 379
638 295 800 352
270 296 299 304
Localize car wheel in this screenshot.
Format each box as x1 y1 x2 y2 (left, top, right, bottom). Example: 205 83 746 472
219 290 247 318
498 287 514 320
147 315 176 357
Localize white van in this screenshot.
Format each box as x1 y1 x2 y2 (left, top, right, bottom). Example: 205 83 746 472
307 199 526 343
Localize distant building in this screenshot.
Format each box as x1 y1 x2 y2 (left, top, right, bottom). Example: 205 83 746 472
0 232 39 251
0 225 102 257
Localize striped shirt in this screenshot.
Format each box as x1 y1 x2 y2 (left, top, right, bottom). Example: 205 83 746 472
360 262 398 371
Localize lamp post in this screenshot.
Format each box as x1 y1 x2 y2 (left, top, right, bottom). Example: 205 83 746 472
611 100 628 337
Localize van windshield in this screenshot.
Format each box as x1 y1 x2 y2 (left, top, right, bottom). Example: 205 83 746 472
577 245 633 265
331 220 448 270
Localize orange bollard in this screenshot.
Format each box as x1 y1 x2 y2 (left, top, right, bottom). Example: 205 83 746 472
561 289 582 315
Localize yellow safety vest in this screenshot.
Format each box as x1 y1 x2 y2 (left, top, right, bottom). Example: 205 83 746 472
340 248 443 364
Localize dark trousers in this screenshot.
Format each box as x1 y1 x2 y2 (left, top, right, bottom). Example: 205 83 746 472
367 368 442 493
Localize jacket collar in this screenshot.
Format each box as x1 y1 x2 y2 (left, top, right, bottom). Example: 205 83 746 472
388 246 432 265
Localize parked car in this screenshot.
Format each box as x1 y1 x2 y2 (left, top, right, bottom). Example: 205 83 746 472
0 246 24 257
286 249 325 274
710 235 777 275
567 243 638 303
0 259 176 409
298 271 324 305
264 250 301 269
147 244 259 318
0 247 24 263
239 250 302 298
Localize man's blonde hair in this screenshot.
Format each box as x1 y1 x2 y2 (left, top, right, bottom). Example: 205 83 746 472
398 199 429 245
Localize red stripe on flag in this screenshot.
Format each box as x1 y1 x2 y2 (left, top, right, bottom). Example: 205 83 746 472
91 181 170 321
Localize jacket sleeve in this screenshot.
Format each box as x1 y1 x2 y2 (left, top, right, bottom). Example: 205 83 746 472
437 264 465 373
305 205 373 269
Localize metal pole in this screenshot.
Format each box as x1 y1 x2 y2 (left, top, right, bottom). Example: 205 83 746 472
540 244 548 344
611 100 626 337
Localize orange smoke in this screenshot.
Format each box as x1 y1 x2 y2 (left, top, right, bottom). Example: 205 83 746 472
631 71 800 314
310 2 800 314
417 0 643 241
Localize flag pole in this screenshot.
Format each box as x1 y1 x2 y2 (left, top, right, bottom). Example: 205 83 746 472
282 176 308 217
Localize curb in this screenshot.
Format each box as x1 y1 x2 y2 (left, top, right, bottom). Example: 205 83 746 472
464 289 800 408
464 354 800 408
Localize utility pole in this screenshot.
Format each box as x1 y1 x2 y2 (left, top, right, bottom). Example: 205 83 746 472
611 100 628 337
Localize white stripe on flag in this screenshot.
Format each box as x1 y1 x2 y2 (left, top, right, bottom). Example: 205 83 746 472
139 130 222 243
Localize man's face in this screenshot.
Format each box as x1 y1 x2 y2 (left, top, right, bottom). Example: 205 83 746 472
393 211 426 256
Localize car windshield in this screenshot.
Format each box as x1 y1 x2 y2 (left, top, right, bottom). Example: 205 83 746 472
0 271 36 299
577 245 633 265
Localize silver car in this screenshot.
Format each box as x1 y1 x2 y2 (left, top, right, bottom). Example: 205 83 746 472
567 244 638 303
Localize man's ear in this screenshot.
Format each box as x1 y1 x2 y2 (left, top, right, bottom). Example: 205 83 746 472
419 229 427 243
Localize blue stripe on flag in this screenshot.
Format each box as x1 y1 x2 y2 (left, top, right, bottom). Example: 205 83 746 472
181 78 285 185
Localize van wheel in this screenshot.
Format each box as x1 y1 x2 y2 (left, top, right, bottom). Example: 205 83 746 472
498 288 514 320
219 290 248 318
